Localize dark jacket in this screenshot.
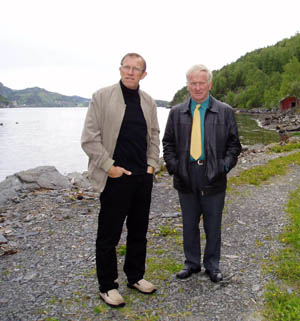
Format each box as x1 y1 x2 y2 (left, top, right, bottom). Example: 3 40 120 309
162 95 242 194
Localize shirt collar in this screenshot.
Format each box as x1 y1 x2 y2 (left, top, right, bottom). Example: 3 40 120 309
190 96 210 111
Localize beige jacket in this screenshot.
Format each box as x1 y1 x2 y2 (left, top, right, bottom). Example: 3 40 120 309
81 83 160 192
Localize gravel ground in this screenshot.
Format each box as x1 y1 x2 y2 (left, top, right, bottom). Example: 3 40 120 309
1 149 300 321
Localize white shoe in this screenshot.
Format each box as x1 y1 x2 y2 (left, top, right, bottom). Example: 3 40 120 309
99 289 125 307
128 279 157 294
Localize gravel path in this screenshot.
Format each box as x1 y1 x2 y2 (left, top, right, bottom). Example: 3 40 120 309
1 150 300 321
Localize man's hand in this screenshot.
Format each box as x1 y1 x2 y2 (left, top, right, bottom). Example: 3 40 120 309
108 165 132 178
147 166 154 174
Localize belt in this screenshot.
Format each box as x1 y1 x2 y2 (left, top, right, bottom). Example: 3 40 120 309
191 160 205 166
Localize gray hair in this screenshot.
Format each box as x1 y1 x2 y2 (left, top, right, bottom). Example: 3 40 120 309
186 64 213 83
120 53 147 72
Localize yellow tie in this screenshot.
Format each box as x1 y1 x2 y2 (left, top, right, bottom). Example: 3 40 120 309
190 104 202 160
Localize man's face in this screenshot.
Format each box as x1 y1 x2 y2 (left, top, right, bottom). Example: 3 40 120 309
187 71 212 103
119 56 147 89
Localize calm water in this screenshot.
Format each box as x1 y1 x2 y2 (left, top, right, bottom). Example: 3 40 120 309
0 107 170 182
0 108 280 182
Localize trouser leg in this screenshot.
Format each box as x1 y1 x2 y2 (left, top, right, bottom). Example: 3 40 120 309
178 191 201 269
124 174 153 284
96 177 132 293
201 190 225 271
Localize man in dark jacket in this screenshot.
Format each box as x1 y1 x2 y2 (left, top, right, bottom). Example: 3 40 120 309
163 64 241 282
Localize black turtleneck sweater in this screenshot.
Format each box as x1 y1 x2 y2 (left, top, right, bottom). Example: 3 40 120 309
112 81 147 174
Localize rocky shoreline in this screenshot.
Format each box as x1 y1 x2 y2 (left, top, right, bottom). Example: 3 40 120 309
1 143 300 320
239 108 300 133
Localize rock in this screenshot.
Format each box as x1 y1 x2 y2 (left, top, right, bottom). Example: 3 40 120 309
67 171 91 189
162 212 181 218
255 110 300 133
16 166 71 190
0 233 8 244
0 166 71 205
0 244 17 256
0 175 23 205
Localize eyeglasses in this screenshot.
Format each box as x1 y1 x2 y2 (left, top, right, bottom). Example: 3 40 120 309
121 65 144 73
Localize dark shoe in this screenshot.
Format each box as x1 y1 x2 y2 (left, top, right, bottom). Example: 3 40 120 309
176 266 201 279
205 269 223 283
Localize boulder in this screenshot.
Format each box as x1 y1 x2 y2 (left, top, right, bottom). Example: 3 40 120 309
15 166 71 190
0 166 71 205
67 171 91 189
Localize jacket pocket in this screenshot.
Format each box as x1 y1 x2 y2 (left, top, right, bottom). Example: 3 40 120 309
207 158 226 183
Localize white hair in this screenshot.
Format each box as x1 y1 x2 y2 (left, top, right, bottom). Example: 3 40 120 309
186 64 213 83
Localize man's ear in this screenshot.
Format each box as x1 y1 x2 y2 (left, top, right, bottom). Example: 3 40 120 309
141 71 147 80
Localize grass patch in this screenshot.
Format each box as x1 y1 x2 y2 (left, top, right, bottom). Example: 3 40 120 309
93 304 108 314
158 224 178 237
82 267 96 278
263 185 300 320
146 255 183 281
228 151 300 187
270 142 300 153
264 283 300 321
117 244 127 256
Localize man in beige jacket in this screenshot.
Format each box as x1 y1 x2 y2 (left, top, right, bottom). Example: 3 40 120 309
81 53 160 307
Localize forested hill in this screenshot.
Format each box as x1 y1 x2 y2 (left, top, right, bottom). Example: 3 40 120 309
0 83 90 107
170 32 300 109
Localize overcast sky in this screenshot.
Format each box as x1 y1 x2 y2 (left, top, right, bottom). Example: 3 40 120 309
1 0 299 101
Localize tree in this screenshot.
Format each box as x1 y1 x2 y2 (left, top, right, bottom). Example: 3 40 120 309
280 57 300 98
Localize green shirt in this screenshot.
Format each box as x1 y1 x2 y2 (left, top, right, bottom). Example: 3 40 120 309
190 96 209 161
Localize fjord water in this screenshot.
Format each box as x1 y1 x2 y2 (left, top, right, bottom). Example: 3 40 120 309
0 107 170 182
0 107 279 182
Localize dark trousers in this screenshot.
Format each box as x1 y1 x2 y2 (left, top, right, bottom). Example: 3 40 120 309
96 173 153 293
178 161 226 271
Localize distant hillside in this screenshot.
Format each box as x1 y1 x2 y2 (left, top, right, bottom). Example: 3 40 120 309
156 99 169 107
170 32 300 109
0 94 10 107
0 83 90 107
0 82 168 108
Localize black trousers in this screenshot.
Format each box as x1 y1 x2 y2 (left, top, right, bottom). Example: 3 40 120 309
178 161 226 271
96 173 153 293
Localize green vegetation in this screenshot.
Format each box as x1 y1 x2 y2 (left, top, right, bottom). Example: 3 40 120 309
170 32 300 109
158 224 178 237
117 244 127 256
263 185 300 321
236 114 280 145
146 256 183 281
270 141 300 153
226 147 300 320
170 85 189 106
229 151 300 187
0 94 10 106
0 82 90 107
156 100 169 107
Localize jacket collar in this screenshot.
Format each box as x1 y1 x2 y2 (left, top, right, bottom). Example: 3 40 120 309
208 96 219 113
